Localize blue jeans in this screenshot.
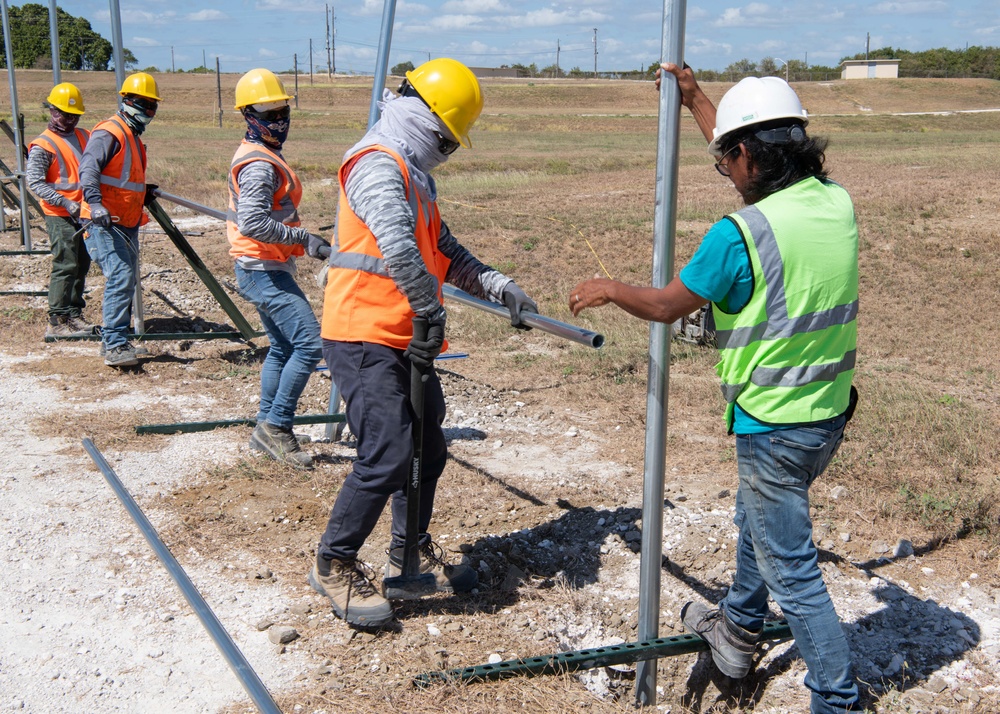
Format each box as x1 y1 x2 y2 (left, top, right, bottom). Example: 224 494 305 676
84 224 138 350
722 416 859 713
317 340 448 562
234 265 321 430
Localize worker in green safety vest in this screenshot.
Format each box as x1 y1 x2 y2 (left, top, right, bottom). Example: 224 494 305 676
570 64 860 713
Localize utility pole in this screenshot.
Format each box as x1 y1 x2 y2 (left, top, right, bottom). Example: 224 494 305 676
171 45 175 72
325 4 332 78
865 32 870 61
556 39 560 77
331 6 336 75
203 48 207 69
294 54 299 108
593 28 598 77
309 38 313 85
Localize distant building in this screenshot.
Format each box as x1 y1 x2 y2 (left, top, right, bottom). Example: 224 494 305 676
841 59 901 80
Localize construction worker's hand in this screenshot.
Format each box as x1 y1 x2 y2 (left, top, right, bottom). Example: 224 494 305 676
405 318 445 369
143 184 159 207
63 200 81 220
89 203 112 228
502 282 538 330
657 63 699 107
305 233 332 260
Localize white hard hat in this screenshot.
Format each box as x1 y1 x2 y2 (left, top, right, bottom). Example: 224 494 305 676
708 76 808 157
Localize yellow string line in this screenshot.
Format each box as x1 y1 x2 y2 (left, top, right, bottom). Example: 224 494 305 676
440 197 613 280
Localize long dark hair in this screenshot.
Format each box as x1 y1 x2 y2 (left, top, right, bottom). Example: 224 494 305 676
719 120 829 204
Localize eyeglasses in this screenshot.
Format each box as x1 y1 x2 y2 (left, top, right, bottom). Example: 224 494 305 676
435 131 460 155
714 144 740 177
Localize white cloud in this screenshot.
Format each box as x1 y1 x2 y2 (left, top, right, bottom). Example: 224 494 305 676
499 8 608 29
427 14 486 31
441 0 508 13
187 10 228 22
119 9 176 26
870 1 949 14
259 49 279 58
130 37 160 47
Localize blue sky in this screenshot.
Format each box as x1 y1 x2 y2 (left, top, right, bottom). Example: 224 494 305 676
72 1 1000 75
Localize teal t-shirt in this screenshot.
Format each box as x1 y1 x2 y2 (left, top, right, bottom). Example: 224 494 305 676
678 217 793 434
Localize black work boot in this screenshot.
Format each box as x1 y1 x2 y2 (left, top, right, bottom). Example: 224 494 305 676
308 556 394 628
385 540 478 594
681 601 761 678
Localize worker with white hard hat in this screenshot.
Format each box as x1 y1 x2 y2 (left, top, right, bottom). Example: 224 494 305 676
571 64 860 713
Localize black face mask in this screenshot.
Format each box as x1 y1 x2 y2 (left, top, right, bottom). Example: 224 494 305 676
47 106 79 134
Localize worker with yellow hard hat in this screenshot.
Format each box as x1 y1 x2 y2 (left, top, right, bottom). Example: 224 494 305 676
26 82 96 340
79 72 162 367
226 68 329 469
309 58 537 627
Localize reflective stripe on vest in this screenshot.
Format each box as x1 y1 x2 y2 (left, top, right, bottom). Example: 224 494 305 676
321 145 450 350
226 141 304 262
28 128 89 216
87 115 147 227
712 177 858 426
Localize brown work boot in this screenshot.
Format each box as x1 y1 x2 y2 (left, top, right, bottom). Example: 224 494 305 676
250 421 314 469
65 314 98 335
309 556 394 627
385 540 478 594
46 315 91 338
681 602 761 678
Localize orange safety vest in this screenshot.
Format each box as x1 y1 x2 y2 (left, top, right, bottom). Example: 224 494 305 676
28 128 90 217
226 141 304 262
81 114 148 228
322 145 450 350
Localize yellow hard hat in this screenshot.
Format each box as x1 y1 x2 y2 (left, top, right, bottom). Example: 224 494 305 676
119 72 162 101
235 68 294 110
46 82 85 115
405 58 483 148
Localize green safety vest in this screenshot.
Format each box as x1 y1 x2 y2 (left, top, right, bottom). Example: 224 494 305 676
712 176 858 431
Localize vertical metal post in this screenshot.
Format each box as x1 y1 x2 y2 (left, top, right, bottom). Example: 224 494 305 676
216 57 222 128
1 0 33 249
634 0 685 707
309 39 313 85
328 0 398 441
108 0 141 334
48 0 61 83
326 4 332 79
331 6 336 75
293 54 299 109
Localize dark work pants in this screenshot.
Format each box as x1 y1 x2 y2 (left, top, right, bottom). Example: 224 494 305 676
46 215 90 317
317 339 447 563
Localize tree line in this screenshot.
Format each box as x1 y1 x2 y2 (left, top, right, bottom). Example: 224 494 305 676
0 3 136 71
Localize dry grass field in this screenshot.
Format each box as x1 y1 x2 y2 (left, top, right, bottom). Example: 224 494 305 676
2 69 1000 713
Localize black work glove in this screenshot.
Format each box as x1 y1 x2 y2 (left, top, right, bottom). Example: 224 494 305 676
143 183 159 207
502 282 539 330
404 319 445 369
63 199 81 220
305 233 332 260
89 203 112 228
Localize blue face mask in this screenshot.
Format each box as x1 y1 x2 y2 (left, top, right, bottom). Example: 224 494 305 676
243 107 290 149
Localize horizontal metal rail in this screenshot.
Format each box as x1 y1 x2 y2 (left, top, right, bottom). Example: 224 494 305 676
414 619 792 686
44 331 253 343
81 438 282 714
151 188 605 350
0 250 49 256
442 285 603 349
136 412 346 435
0 290 47 296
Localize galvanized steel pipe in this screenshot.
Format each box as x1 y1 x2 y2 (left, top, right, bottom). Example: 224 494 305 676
635 0 687 706
82 438 282 714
